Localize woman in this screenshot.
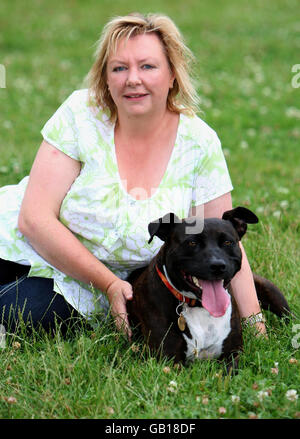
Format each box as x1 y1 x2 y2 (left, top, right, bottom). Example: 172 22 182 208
0 13 266 337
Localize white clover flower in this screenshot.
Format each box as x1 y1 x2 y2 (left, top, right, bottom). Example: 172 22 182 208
279 200 289 209
166 380 178 393
262 87 272 96
277 187 290 194
3 121 12 129
257 391 269 401
231 395 240 403
256 206 265 214
240 140 249 149
285 390 298 402
247 128 256 137
286 107 300 119
259 106 268 115
273 210 281 218
166 386 176 393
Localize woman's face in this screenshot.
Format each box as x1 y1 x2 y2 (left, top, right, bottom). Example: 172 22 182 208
106 32 175 120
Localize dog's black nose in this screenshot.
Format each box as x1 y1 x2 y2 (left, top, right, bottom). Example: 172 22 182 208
210 259 226 274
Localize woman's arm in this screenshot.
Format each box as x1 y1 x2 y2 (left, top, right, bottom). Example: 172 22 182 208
190 192 266 335
18 140 133 336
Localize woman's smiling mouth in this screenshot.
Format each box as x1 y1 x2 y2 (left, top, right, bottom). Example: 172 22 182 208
123 93 149 100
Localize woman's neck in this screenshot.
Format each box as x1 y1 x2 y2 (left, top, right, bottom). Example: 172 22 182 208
115 108 178 144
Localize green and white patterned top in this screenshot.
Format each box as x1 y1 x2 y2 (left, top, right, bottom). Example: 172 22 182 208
0 89 233 318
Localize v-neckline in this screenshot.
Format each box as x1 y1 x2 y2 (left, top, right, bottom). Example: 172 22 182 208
110 114 182 202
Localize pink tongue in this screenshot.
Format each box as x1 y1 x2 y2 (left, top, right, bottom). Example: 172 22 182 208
200 280 230 317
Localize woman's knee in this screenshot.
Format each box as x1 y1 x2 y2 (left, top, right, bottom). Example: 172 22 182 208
0 276 81 334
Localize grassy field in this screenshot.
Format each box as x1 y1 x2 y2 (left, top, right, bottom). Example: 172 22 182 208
0 0 299 420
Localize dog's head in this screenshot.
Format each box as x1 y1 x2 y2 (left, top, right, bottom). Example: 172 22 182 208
148 207 258 317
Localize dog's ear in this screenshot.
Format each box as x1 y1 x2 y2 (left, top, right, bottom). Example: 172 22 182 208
148 212 181 244
222 207 259 239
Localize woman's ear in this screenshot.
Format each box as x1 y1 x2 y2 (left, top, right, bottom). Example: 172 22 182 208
168 67 175 89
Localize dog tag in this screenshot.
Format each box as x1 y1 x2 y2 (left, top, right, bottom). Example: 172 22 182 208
178 313 186 331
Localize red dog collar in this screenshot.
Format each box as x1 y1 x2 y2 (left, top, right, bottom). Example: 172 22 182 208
155 264 197 307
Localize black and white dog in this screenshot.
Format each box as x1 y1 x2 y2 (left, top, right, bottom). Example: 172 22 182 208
127 207 290 370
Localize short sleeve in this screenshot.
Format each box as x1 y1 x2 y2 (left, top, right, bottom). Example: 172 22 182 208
191 131 233 207
41 92 80 161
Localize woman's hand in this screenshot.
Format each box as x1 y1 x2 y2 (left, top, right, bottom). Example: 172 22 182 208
106 279 133 339
254 322 268 338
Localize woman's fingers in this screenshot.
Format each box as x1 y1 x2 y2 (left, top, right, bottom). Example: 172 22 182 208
106 279 133 339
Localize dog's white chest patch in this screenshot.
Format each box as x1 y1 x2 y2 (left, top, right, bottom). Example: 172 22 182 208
182 299 232 361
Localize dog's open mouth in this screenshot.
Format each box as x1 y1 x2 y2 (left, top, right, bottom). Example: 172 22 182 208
181 271 230 317
181 272 203 293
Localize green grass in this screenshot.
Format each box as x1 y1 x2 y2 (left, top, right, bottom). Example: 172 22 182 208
0 0 299 420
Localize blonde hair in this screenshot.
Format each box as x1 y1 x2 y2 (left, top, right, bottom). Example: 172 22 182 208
85 13 199 123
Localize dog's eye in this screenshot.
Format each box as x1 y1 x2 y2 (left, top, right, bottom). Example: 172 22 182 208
223 240 233 246
188 241 197 247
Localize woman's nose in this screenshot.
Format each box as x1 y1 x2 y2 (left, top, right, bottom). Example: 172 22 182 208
126 68 142 86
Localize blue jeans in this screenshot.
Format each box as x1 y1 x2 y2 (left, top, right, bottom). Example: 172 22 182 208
0 259 81 334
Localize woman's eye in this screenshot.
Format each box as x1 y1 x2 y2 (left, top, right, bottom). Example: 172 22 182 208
142 64 154 70
112 66 126 72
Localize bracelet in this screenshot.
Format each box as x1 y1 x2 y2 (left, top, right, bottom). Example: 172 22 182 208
242 312 266 327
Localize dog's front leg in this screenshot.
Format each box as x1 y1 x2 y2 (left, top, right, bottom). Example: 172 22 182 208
141 321 187 364
218 294 243 374
219 352 240 375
